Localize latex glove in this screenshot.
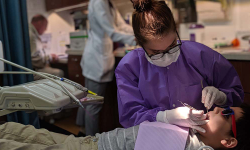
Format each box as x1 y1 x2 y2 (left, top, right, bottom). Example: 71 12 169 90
156 107 208 133
202 86 227 110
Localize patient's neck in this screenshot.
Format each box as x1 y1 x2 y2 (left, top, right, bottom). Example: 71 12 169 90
197 126 222 149
199 133 213 147
199 135 225 150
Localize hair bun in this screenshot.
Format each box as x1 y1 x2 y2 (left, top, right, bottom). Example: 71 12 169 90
130 0 153 12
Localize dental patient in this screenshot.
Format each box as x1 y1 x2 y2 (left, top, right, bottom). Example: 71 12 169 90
0 104 249 150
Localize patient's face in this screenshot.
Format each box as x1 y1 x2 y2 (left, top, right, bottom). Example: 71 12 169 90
206 107 241 134
199 107 243 148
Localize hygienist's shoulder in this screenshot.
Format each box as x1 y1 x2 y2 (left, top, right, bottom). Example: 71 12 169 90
116 48 144 70
181 41 220 58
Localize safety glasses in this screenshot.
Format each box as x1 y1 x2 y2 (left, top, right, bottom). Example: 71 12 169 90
221 107 237 138
144 31 182 60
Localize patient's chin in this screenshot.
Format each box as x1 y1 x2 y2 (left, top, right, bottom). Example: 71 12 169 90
200 123 208 128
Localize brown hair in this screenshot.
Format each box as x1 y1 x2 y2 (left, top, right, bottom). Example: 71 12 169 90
31 14 47 23
130 0 176 46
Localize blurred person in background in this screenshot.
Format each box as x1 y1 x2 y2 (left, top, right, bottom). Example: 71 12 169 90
77 0 136 136
29 14 63 79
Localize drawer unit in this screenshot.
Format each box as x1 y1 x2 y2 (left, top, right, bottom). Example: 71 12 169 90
67 55 85 86
68 55 82 71
229 61 250 93
68 70 85 86
244 93 250 105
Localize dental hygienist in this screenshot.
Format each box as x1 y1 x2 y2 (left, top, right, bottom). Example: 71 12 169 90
115 0 244 132
78 0 136 136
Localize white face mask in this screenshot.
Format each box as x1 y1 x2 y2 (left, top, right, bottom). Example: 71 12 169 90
145 47 180 67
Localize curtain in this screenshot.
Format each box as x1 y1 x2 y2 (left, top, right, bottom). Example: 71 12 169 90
0 0 40 128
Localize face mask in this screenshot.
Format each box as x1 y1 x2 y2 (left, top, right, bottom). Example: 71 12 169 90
145 47 180 67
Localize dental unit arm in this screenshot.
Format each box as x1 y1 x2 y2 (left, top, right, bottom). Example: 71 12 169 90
0 57 104 117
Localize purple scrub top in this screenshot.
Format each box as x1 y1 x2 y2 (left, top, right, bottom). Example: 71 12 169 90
115 41 244 128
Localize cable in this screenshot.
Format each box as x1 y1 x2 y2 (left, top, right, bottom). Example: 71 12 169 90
41 73 87 92
0 58 85 109
88 90 97 95
0 71 96 95
0 71 33 74
38 73 97 95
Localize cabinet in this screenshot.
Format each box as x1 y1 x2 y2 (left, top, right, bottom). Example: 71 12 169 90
45 0 63 11
67 55 85 86
99 57 123 132
229 60 250 103
244 93 250 105
45 0 88 11
62 0 86 7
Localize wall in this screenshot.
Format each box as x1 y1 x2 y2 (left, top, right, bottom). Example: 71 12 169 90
26 0 75 54
180 0 250 48
113 0 134 17
201 0 250 47
27 0 250 51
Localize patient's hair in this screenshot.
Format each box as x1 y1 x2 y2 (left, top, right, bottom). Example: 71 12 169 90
31 14 47 23
232 103 250 150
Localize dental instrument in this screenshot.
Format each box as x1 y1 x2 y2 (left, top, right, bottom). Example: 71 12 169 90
178 100 197 110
